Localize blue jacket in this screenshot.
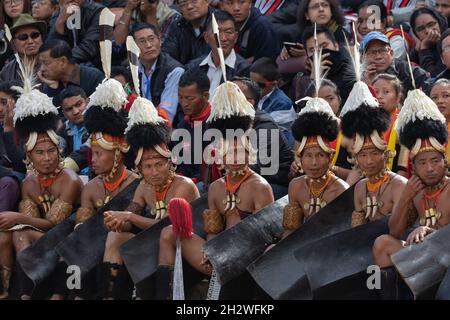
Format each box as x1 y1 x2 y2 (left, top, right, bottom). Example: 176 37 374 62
260 88 296 125
235 7 281 61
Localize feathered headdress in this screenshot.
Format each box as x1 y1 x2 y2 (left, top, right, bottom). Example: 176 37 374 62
125 36 171 166
84 8 129 153
340 27 390 155
292 24 339 156
4 24 60 152
396 26 447 159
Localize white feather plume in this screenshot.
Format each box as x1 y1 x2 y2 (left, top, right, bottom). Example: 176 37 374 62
125 97 165 133
298 97 338 120
13 89 58 125
87 78 128 112
397 89 446 132
340 81 379 117
207 81 255 123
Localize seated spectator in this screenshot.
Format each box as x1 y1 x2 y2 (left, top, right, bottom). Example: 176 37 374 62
278 1 352 99
47 0 104 68
37 39 104 100
220 0 281 61
0 14 44 84
436 0 450 26
361 31 429 94
0 81 26 174
131 22 184 124
162 0 211 65
249 57 296 148
114 0 180 46
233 77 294 198
186 10 250 97
174 69 213 191
410 7 448 77
430 79 450 125
296 27 355 103
356 0 414 60
0 0 30 70
434 29 450 81
31 0 58 27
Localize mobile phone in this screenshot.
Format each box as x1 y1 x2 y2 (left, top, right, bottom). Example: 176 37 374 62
283 42 302 56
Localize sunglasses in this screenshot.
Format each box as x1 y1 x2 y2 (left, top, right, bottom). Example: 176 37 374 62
15 31 41 41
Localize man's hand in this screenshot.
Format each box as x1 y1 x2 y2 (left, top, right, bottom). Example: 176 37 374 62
0 211 22 230
405 226 434 245
55 3 80 34
126 0 141 11
37 70 59 89
200 252 213 274
363 63 378 84
280 43 306 61
104 211 131 232
306 52 332 77
403 175 425 201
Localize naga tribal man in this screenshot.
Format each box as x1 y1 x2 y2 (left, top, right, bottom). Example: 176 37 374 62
282 96 349 239
0 74 82 300
99 95 199 300
340 69 407 228
372 89 449 299
155 81 274 299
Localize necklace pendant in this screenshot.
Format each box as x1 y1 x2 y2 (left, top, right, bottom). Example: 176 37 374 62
95 199 104 209
154 200 167 220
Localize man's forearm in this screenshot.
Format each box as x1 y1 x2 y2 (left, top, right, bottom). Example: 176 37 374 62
114 9 133 45
389 196 414 238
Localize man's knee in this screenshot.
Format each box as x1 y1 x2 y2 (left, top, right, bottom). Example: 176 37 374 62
159 226 174 246
0 231 13 248
12 230 32 251
373 234 396 256
105 231 130 253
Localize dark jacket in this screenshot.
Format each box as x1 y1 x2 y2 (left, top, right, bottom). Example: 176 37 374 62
186 51 250 81
410 46 446 78
385 59 430 94
236 7 281 61
268 1 300 43
42 64 104 103
47 2 104 67
269 2 350 45
296 49 355 104
161 9 212 65
251 110 293 187
0 127 25 173
138 52 183 108
0 59 41 86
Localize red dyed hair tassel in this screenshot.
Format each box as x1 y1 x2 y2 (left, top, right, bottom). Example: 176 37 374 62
168 198 193 239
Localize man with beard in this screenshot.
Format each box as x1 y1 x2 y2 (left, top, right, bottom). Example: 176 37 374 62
296 26 355 103
155 81 274 300
0 70 83 300
282 93 349 238
97 95 199 300
372 88 449 299
340 73 408 228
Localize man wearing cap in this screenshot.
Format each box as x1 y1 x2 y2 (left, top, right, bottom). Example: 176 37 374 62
0 14 45 83
361 31 429 93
